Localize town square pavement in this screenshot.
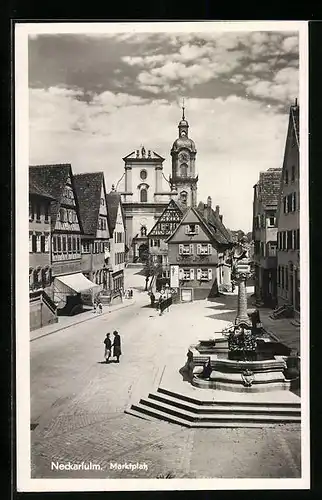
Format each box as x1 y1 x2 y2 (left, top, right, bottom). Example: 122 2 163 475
30 268 301 479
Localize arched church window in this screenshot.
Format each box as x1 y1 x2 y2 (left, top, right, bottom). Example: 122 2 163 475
140 188 147 202
141 225 147 237
180 163 188 177
140 170 147 180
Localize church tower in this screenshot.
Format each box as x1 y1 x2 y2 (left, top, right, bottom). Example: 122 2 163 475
170 102 198 207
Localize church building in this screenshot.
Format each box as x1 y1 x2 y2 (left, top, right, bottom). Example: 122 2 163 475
116 104 199 262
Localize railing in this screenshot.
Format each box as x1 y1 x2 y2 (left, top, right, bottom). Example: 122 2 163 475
41 290 57 314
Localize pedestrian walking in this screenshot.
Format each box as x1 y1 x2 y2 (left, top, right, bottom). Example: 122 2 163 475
112 330 122 363
103 333 112 363
93 301 97 314
98 301 103 314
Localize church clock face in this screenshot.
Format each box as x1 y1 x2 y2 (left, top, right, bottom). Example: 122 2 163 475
179 151 189 162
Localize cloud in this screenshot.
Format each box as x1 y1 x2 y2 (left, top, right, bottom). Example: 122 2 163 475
29 86 289 231
245 67 298 102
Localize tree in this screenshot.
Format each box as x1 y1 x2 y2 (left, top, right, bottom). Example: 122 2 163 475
143 257 162 291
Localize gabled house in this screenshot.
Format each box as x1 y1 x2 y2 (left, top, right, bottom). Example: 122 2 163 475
74 172 111 290
252 168 282 307
29 173 58 330
29 164 99 311
276 100 300 319
166 205 230 302
106 187 126 294
147 199 186 282
196 197 233 291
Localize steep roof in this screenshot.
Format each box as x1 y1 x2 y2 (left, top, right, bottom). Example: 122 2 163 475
257 168 282 208
73 172 104 236
197 201 233 245
147 198 185 238
106 191 125 233
29 163 83 231
29 176 55 200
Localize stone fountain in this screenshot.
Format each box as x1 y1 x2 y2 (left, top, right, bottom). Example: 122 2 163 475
186 237 300 393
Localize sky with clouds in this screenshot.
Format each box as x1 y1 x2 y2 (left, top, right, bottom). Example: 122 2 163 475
28 28 299 231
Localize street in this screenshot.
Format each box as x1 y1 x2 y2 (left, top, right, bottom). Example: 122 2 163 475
30 268 301 479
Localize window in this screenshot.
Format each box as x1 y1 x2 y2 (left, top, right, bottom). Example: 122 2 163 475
140 188 147 202
185 224 199 235
197 243 212 255
291 165 295 182
29 234 33 252
287 231 292 250
52 236 57 253
267 216 276 227
281 267 284 289
277 266 280 286
36 235 41 252
292 192 297 211
151 239 160 247
285 169 289 185
68 236 72 252
62 236 67 252
77 237 80 253
59 208 65 222
267 242 277 257
197 268 213 281
180 163 188 177
100 197 105 206
72 237 76 252
140 226 147 237
140 170 147 180
180 268 194 281
36 203 41 221
82 241 90 253
179 244 193 255
283 196 287 214
287 194 293 212
57 236 61 252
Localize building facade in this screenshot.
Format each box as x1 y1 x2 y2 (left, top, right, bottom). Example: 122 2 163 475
166 207 228 301
148 199 185 281
106 188 126 293
117 147 172 262
196 197 233 291
276 100 300 319
252 168 282 307
74 172 111 290
29 175 58 330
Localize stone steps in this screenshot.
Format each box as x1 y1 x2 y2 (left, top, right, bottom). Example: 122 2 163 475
126 386 301 428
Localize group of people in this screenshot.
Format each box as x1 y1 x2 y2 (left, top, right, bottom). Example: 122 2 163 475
124 289 133 299
103 331 122 363
93 297 103 314
148 291 172 316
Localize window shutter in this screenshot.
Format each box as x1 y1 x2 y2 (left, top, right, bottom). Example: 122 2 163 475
41 235 45 253
197 268 201 280
179 244 183 255
36 235 41 253
185 225 189 235
197 244 201 255
293 192 297 211
29 234 32 252
208 269 213 281
208 244 212 254
190 268 194 280
179 268 184 280
190 244 193 254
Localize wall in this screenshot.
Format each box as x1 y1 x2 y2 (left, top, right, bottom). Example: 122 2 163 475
52 259 81 277
110 203 125 274
29 296 57 331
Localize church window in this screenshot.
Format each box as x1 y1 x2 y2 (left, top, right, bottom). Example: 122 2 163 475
140 170 147 180
140 188 147 202
140 226 147 237
180 191 187 203
180 163 188 177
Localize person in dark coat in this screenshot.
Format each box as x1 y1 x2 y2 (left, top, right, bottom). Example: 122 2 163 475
112 330 122 363
150 292 155 307
103 333 112 363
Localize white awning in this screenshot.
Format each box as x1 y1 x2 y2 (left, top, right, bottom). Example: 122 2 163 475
54 273 101 294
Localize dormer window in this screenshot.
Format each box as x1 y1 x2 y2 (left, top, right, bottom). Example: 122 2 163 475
185 224 199 235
